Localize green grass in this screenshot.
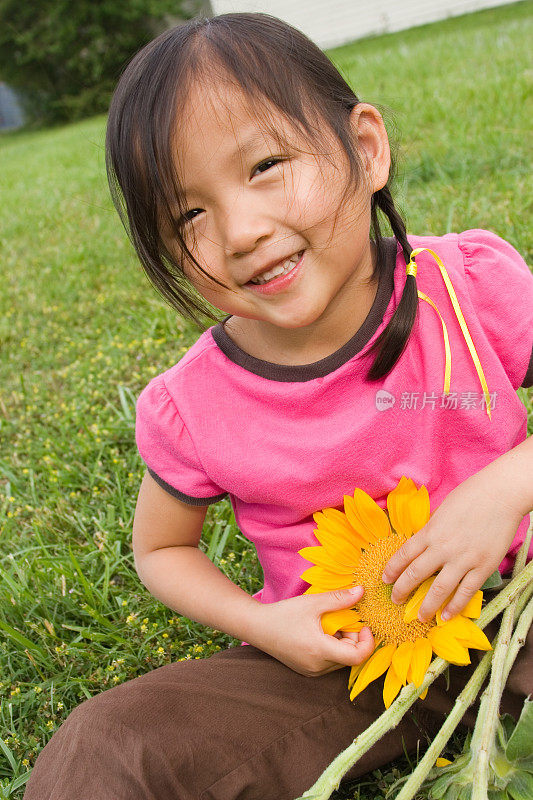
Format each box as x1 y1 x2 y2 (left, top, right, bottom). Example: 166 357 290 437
0 1 532 797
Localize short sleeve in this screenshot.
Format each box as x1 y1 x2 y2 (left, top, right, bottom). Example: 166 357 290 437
135 375 227 505
459 229 533 389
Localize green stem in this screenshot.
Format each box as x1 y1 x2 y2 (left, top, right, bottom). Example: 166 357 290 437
470 520 533 800
294 551 533 800
513 577 533 620
397 525 533 800
511 517 532 579
470 608 516 800
477 556 533 628
387 590 533 800
295 663 444 800
392 648 494 800
502 594 533 686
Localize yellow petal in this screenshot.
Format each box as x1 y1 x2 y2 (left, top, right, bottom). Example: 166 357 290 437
409 485 431 534
387 476 415 537
337 620 365 633
439 615 477 638
387 476 430 538
427 627 471 665
392 641 415 685
298 546 354 574
407 637 433 687
343 495 377 544
316 522 367 553
304 585 334 595
436 758 453 767
354 489 392 539
419 688 428 700
350 643 396 701
403 577 436 623
304 584 358 594
321 609 362 636
315 508 360 540
440 616 492 652
312 528 363 567
348 662 363 690
344 490 391 545
383 663 403 708
299 566 354 591
460 591 483 619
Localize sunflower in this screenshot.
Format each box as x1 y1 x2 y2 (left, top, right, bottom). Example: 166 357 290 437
299 477 492 708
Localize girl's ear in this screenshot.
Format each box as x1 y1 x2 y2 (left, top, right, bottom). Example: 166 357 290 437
349 103 391 192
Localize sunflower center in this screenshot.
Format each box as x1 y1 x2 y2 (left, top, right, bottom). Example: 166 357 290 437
352 532 435 646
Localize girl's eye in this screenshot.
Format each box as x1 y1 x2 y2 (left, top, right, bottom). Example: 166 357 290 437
178 159 284 226
180 208 203 225
253 157 283 176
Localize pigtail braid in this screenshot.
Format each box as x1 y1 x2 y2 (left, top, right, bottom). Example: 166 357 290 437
366 186 419 381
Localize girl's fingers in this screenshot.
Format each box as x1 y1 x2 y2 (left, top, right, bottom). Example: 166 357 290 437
323 626 374 667
434 568 484 621
339 631 360 644
349 627 374 657
416 564 467 622
381 531 428 584
356 626 374 646
389 549 443 605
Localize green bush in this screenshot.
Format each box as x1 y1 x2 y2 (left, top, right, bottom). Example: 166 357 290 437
0 0 204 125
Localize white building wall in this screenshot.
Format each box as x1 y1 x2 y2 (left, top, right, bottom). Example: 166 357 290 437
209 0 519 49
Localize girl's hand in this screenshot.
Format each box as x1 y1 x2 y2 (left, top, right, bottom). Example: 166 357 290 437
249 586 375 677
381 469 526 623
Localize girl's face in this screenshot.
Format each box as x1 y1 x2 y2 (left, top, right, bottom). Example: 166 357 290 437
163 82 390 332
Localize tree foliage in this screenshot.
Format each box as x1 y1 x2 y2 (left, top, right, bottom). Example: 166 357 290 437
0 0 202 125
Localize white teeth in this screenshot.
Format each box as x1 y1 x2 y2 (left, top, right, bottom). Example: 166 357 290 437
250 252 302 285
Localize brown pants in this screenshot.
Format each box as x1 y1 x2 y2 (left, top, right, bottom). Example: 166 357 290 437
24 614 532 800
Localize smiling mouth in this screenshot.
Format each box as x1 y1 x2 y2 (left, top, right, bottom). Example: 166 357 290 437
248 251 304 285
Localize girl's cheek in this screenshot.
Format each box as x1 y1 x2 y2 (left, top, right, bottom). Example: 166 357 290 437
181 226 210 267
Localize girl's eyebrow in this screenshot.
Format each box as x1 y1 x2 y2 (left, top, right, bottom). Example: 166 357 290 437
236 131 272 156
220 130 280 170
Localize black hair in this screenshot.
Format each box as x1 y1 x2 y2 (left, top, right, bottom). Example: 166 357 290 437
105 12 418 380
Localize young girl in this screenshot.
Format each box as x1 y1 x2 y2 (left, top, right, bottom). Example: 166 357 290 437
24 12 533 800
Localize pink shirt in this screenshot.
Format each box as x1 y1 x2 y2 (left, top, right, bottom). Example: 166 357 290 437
136 230 533 606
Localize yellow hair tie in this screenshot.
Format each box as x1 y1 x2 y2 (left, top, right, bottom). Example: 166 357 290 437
406 247 492 421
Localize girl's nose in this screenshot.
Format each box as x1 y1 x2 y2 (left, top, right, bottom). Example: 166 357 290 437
220 198 275 256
